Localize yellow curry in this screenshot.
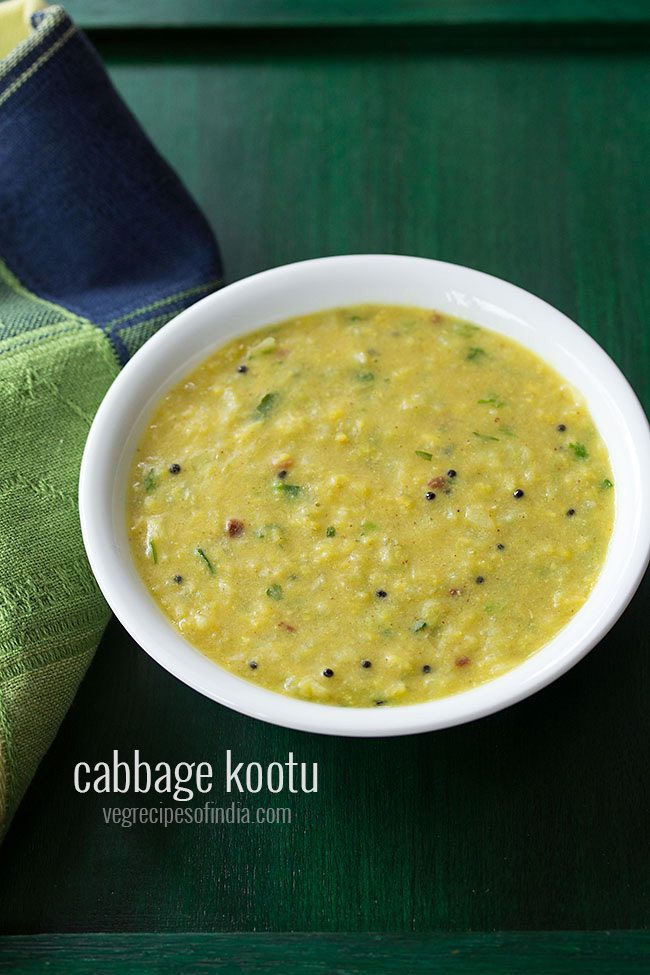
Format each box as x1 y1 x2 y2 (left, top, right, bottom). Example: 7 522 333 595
127 305 614 707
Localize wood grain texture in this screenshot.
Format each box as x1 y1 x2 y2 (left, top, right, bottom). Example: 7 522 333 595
0 25 649 937
1 933 650 974
64 0 650 29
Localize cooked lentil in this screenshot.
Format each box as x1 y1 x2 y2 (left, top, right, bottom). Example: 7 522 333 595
127 304 614 708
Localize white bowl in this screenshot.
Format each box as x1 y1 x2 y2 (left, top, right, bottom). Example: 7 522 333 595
79 255 650 737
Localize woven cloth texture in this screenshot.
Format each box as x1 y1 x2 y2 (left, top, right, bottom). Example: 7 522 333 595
0 5 222 836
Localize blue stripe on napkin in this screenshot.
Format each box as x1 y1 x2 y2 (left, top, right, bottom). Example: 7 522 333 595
0 5 222 364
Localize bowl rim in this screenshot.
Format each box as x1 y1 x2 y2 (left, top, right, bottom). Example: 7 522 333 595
79 254 650 737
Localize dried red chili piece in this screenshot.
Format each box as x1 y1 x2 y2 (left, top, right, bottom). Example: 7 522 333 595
428 475 446 490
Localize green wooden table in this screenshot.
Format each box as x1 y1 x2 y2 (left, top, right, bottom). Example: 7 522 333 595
1 1 649 969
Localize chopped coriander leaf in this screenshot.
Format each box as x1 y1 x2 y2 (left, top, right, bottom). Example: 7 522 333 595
477 394 506 407
356 371 375 382
473 431 500 442
360 520 379 533
453 321 480 337
601 478 614 489
274 482 302 498
568 442 589 459
196 547 215 574
411 619 427 633
415 450 433 461
266 584 283 601
466 347 486 361
326 526 336 537
148 539 158 564
144 468 156 492
254 391 279 418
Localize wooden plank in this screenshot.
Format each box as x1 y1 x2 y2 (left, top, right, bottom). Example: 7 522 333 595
65 0 650 30
1 932 650 974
